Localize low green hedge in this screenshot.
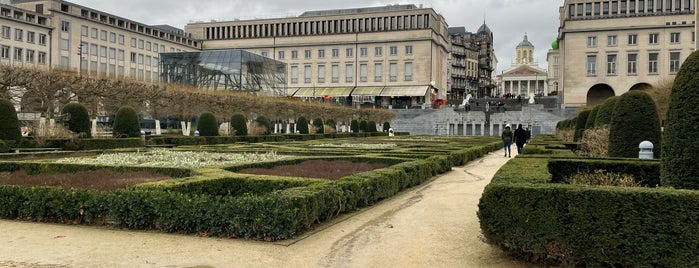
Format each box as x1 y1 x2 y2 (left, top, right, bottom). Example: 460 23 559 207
0 141 500 240
548 158 660 186
478 136 699 267
0 162 193 178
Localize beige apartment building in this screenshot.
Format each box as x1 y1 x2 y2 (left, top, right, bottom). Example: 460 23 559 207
185 4 450 109
0 3 51 69
7 0 200 81
555 0 695 107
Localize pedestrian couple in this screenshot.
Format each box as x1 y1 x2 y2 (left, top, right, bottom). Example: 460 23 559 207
501 124 528 158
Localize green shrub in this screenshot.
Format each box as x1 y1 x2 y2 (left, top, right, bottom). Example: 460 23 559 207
112 106 141 138
61 103 91 138
367 121 378 132
595 96 619 126
296 117 309 134
566 169 640 187
584 105 600 130
359 121 368 133
662 49 699 189
350 120 359 133
573 110 590 142
325 119 336 131
382 122 391 132
0 99 21 141
0 140 7 152
608 90 660 158
197 112 219 137
312 118 324 134
255 116 270 135
230 114 248 136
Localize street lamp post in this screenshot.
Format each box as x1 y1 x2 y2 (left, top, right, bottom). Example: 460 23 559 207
77 36 84 77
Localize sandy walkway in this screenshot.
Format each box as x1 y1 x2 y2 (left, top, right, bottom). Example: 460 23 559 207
0 149 532 268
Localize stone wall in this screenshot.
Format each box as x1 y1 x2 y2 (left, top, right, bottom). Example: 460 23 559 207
390 105 567 136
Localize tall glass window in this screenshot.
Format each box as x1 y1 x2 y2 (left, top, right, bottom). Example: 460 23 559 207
586 55 597 75
606 54 617 75
627 53 638 75
648 53 659 74
345 63 353 82
669 52 681 73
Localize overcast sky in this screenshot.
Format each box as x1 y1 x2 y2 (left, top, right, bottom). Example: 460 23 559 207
69 0 561 73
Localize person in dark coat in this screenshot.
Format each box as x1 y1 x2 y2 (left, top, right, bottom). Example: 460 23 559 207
514 124 528 154
501 125 513 158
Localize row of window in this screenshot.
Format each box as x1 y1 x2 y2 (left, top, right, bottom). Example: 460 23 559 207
586 32 694 47
73 42 159 67
0 45 47 64
1 25 47 45
76 61 157 82
262 45 414 60
569 0 693 19
77 24 181 53
585 51 683 76
205 13 432 40
66 3 198 48
289 62 414 84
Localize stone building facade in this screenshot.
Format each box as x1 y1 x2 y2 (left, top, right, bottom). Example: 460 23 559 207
554 0 695 107
4 0 200 81
185 4 451 109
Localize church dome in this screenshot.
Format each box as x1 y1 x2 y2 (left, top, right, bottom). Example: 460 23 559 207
477 23 491 35
517 34 534 48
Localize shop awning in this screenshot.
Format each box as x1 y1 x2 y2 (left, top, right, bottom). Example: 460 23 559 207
285 88 301 96
350 87 384 96
293 87 353 97
378 86 430 97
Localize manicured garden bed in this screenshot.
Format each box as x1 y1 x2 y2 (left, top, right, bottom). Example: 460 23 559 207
478 135 699 267
0 136 501 241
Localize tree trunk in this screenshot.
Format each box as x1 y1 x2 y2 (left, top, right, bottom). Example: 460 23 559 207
91 118 97 137
155 119 162 135
180 121 191 136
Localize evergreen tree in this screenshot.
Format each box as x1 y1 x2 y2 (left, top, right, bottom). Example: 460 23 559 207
61 102 92 138
359 121 368 133
255 116 271 135
325 119 336 132
661 50 699 189
0 99 21 141
595 96 619 126
197 112 219 136
312 118 324 134
573 110 590 142
230 113 248 136
112 106 141 138
585 105 600 130
350 120 359 133
296 117 309 134
382 122 391 132
367 121 378 132
608 90 661 158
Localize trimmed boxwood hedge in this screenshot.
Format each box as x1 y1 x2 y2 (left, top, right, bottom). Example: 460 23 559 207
608 90 661 158
662 49 699 189
548 158 660 186
0 139 501 241
479 136 699 267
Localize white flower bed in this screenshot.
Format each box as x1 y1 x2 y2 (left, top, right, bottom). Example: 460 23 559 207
309 143 397 149
54 149 288 169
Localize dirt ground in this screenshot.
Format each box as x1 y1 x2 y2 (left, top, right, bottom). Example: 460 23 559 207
0 160 385 191
238 159 388 179
0 149 536 268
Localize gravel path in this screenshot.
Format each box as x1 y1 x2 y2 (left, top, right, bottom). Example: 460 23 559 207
0 149 533 268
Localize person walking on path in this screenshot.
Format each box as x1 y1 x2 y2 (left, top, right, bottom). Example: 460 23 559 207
514 124 528 155
501 124 513 158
